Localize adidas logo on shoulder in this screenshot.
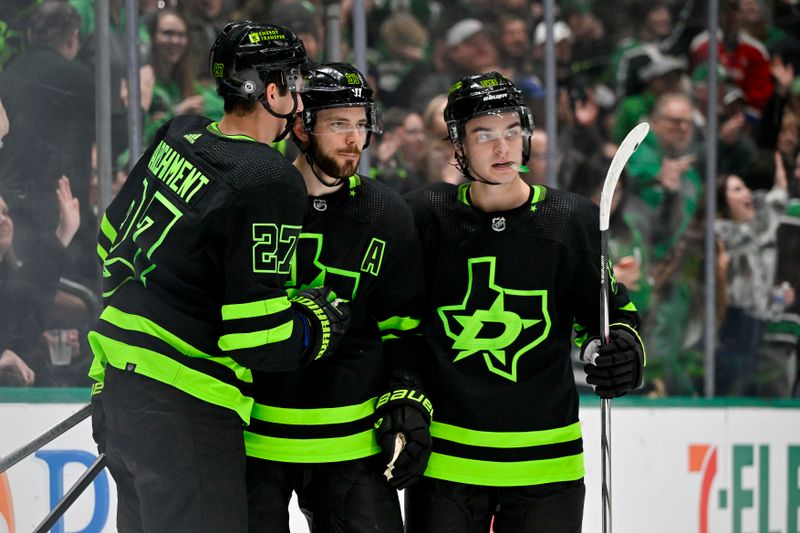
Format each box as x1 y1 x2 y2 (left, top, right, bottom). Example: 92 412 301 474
184 133 202 144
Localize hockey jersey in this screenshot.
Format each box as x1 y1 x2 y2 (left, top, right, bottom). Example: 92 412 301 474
88 115 309 423
245 175 425 463
406 182 641 487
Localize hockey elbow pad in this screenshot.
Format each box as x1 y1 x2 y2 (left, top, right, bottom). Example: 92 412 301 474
291 287 351 362
374 388 433 489
582 326 644 399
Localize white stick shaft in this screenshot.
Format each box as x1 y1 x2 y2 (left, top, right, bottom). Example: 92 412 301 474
597 122 649 533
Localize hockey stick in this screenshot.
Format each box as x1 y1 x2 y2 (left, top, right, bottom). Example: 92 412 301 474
0 403 91 473
596 122 650 533
32 453 106 533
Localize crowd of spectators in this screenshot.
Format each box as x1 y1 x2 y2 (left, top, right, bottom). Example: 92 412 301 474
0 0 798 397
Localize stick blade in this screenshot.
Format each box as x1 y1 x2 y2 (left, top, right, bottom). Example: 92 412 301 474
599 122 650 231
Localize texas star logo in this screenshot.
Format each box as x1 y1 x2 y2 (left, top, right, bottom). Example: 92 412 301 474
438 257 551 382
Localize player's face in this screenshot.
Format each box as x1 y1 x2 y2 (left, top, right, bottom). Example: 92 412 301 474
309 106 368 180
462 112 525 184
0 195 14 257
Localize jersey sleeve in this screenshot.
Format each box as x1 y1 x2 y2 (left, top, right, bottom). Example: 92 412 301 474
217 186 308 372
368 218 427 379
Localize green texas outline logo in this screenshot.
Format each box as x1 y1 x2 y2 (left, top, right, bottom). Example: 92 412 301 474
438 257 551 382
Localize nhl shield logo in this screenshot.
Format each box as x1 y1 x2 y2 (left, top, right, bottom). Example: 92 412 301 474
313 198 328 212
491 217 506 232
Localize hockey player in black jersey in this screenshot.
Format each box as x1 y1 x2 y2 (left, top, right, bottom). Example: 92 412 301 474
404 72 646 532
245 63 431 533
87 23 350 533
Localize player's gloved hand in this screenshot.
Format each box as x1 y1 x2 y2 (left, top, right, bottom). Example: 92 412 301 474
291 287 351 362
374 387 433 490
581 327 644 399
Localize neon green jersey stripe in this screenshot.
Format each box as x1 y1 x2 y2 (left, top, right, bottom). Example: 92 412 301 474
207 121 256 142
425 452 585 487
252 397 377 425
218 320 293 351
97 243 108 261
244 429 380 463
457 183 470 205
531 184 544 204
100 214 118 243
100 305 252 382
620 301 637 312
431 421 582 448
87 332 253 422
221 297 291 321
377 316 420 332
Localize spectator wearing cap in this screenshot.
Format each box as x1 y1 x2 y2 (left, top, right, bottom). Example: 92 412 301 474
609 2 675 97
405 18 503 113
611 53 687 144
690 0 774 117
532 20 574 85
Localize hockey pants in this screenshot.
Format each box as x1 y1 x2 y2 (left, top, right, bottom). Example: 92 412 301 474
246 455 403 533
97 365 248 533
404 476 585 533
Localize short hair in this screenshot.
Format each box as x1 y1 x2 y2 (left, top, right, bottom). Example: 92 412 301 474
222 70 287 116
28 1 81 50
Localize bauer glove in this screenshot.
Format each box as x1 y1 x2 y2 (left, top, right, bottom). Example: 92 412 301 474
581 326 644 399
291 287 351 362
374 387 433 490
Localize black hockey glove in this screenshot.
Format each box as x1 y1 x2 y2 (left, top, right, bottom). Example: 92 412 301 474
374 388 433 490
291 287 351 362
581 327 644 399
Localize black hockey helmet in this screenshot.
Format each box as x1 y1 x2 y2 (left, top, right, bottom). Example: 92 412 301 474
299 63 382 149
444 72 534 178
210 21 308 100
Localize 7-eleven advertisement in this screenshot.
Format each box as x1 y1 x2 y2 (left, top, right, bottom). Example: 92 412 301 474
1 401 799 532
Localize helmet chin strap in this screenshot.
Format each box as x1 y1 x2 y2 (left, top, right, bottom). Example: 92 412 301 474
260 91 300 142
304 153 346 188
